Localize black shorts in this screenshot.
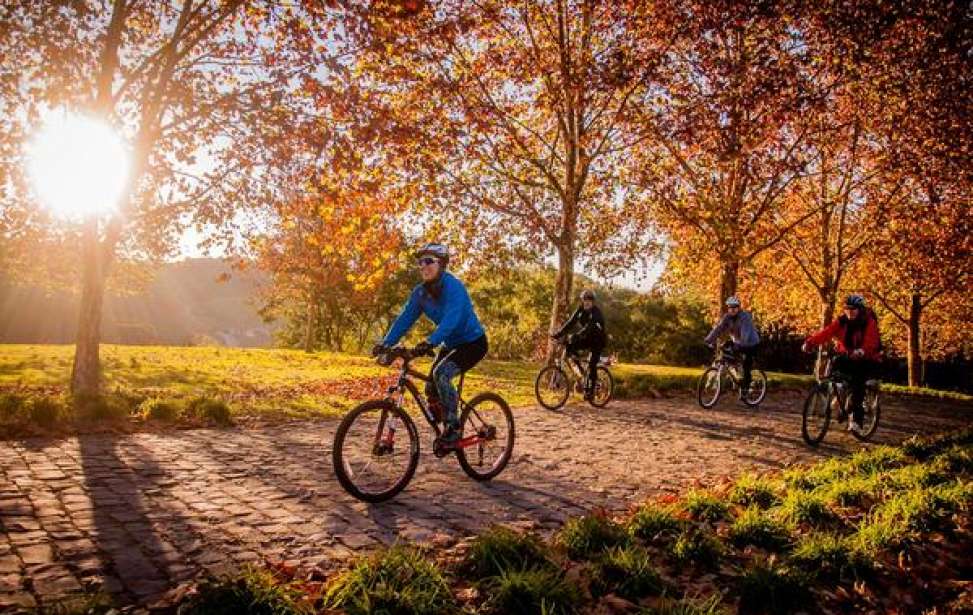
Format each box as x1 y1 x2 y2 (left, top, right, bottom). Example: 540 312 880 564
431 335 488 374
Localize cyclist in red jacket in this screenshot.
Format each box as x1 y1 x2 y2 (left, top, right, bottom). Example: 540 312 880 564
802 294 881 435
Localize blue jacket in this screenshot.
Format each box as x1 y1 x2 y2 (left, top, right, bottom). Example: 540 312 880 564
705 310 760 348
383 271 485 349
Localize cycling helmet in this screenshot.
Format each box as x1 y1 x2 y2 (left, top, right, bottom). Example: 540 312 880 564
845 294 866 309
415 242 449 265
580 289 596 301
725 296 742 308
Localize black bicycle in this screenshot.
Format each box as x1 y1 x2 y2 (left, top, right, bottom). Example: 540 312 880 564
801 354 881 446
697 340 768 409
333 346 515 502
534 341 614 410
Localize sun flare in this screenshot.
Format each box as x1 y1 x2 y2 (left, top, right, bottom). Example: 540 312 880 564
26 112 130 220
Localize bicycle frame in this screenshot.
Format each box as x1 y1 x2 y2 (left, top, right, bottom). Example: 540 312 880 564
379 350 490 452
712 343 745 387
553 343 592 388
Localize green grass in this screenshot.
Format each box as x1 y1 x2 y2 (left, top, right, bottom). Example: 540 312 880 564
628 503 683 543
461 525 554 580
814 475 881 508
480 566 583 615
669 528 723 569
728 507 793 552
179 567 312 614
880 383 973 402
730 474 783 509
788 532 871 581
557 512 630 560
324 545 457 615
613 363 809 398
773 491 838 528
640 595 727 615
589 545 668 601
681 490 729 523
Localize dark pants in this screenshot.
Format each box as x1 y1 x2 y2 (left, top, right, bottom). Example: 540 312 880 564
832 355 876 424
567 337 605 396
735 343 758 391
426 335 488 428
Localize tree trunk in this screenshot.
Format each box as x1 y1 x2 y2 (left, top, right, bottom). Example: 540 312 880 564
547 241 575 360
718 259 739 312
815 290 837 377
907 292 922 387
70 218 107 396
303 296 317 353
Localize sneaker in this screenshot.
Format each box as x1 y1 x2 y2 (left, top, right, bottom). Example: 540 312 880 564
440 425 461 446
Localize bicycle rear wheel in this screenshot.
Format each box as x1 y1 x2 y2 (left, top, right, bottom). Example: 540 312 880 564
852 382 881 441
801 386 832 446
589 367 614 408
535 365 570 410
332 400 419 502
456 392 515 481
742 369 768 407
697 367 722 409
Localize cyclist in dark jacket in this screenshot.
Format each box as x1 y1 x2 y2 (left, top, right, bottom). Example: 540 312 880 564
802 294 881 435
373 243 487 445
705 296 760 398
551 289 606 401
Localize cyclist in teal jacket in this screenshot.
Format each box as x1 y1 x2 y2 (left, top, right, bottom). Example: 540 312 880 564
373 243 487 445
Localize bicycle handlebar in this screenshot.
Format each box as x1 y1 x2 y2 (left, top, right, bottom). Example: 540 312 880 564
375 345 435 366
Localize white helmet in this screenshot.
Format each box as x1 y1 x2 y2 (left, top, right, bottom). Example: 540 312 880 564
725 296 742 308
415 242 449 265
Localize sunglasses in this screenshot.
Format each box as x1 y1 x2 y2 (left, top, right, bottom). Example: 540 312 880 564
417 257 438 267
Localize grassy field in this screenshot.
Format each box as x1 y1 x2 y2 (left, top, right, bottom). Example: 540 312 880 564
0 344 810 416
0 344 967 435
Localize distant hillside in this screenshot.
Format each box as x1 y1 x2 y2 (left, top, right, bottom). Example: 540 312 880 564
0 258 275 346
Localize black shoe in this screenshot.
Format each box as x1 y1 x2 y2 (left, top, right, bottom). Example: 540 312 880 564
441 426 461 445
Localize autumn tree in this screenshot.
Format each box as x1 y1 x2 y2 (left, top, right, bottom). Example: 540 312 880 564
253 173 406 353
627 1 829 313
864 184 971 386
0 2 395 394
351 0 676 358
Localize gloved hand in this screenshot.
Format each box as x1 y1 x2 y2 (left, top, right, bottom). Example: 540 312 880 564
413 341 434 357
371 343 389 357
851 348 865 359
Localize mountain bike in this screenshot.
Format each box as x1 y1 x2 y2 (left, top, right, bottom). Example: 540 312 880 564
534 341 614 410
333 346 515 503
696 340 768 409
801 353 881 446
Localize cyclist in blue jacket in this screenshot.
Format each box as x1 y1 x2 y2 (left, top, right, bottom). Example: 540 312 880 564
373 243 487 445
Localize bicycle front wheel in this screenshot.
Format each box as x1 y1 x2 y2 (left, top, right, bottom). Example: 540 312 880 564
742 370 768 407
852 383 881 441
535 365 570 410
589 366 614 408
332 400 419 503
697 367 722 409
802 386 832 446
456 392 515 481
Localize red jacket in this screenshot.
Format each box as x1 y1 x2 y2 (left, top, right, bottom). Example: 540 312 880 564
806 309 882 361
